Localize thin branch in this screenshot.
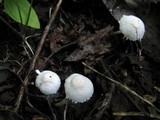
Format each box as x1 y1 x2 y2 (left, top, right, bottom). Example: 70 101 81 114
82 62 160 114
30 0 63 70
13 0 63 113
113 112 160 119
64 100 68 120
47 96 57 120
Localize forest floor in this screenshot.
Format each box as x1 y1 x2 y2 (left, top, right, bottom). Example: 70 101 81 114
1 0 160 120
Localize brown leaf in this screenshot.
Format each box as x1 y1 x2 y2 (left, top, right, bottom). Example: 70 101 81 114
49 28 69 52
65 26 113 61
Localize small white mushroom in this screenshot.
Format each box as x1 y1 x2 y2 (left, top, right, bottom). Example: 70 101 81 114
64 73 94 103
35 70 61 95
119 15 145 41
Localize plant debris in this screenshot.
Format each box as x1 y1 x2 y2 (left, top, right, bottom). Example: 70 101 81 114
0 0 160 120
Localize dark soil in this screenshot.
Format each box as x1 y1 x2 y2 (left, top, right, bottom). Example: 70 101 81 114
1 0 160 120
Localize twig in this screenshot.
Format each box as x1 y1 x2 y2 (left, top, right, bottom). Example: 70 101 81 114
92 60 115 119
39 40 78 69
24 33 41 56
46 96 57 120
26 97 50 118
30 0 63 70
113 112 160 119
94 84 115 119
64 100 68 120
13 0 63 113
119 87 147 115
82 62 160 114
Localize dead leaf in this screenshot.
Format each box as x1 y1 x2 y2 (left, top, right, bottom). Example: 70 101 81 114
65 26 113 62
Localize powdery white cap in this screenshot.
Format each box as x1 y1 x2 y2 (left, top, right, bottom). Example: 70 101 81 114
119 15 145 41
35 70 61 95
64 73 94 103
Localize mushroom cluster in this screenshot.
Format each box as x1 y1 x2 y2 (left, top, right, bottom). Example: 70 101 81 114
119 15 145 41
35 70 61 95
64 73 94 103
35 70 94 103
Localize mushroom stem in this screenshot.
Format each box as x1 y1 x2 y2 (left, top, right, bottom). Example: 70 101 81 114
55 99 68 106
35 69 41 75
111 30 122 36
64 100 69 120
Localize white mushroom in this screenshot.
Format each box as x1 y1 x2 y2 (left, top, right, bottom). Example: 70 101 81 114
119 15 145 41
64 73 94 103
35 70 61 95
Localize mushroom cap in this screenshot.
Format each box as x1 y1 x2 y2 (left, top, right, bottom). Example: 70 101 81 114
35 70 61 95
64 73 94 103
119 15 145 41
